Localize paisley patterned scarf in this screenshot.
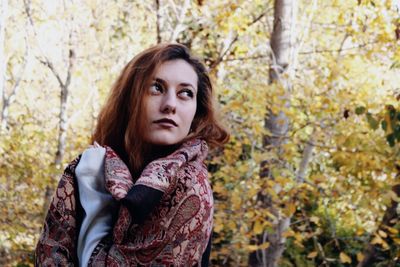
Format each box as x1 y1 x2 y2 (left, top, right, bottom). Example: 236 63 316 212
35 139 213 266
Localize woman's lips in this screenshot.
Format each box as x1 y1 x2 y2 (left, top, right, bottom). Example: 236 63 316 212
154 118 178 127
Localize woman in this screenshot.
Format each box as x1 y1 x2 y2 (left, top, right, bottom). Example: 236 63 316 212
35 43 229 266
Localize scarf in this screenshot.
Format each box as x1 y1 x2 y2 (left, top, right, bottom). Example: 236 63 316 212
35 139 212 266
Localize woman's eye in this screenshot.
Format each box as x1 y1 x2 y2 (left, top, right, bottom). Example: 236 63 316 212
149 83 163 94
179 89 194 99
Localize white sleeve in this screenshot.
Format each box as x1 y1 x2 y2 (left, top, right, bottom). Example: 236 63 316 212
75 146 116 267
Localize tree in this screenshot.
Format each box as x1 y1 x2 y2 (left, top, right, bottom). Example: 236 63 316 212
356 105 400 266
0 0 7 128
1 0 400 265
248 0 298 266
23 0 77 213
0 0 30 131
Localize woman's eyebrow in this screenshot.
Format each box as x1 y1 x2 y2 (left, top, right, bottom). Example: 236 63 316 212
154 78 167 86
179 82 196 90
154 77 196 91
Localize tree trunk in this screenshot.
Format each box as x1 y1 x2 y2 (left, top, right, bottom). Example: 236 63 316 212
155 0 161 44
249 0 297 266
42 48 75 214
54 84 69 166
297 136 315 183
1 44 28 130
169 0 190 42
43 84 70 214
0 0 7 120
357 184 400 267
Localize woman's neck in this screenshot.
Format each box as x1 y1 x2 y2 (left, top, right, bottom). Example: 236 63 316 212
132 143 181 179
143 143 180 165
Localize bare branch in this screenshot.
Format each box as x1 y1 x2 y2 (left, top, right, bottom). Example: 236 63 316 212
37 58 63 87
291 0 318 73
209 33 238 71
296 134 314 183
223 54 270 62
169 0 190 42
23 0 67 88
64 29 76 89
156 0 162 43
0 0 8 113
167 0 179 18
299 41 378 55
301 209 330 267
210 11 267 71
1 36 29 130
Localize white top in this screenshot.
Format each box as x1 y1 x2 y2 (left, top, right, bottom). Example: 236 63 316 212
75 144 116 267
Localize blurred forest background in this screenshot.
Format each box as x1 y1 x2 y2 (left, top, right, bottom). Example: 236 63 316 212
1 0 400 266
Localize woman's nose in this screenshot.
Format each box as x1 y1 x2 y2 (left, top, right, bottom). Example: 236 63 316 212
160 91 176 114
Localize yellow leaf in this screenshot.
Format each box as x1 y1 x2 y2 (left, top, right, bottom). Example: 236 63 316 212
231 194 242 210
213 182 225 194
227 220 236 231
297 224 307 231
247 245 258 252
286 202 296 216
247 243 269 252
259 242 270 250
214 223 223 233
340 252 352 264
384 112 393 134
253 220 263 235
307 251 318 258
388 190 400 202
383 241 389 250
378 230 387 238
246 211 255 219
310 216 320 225
282 229 295 238
294 232 303 242
371 235 390 250
393 238 400 244
385 226 398 235
338 13 345 24
294 239 304 248
371 235 383 245
315 227 323 235
356 228 364 236
357 252 364 262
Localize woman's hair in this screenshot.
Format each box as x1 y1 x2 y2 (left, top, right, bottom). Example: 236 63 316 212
91 43 229 175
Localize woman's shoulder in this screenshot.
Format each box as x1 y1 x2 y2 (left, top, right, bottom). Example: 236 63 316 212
75 144 106 177
61 143 106 177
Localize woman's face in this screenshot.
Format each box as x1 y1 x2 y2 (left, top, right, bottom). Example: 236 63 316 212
142 59 198 146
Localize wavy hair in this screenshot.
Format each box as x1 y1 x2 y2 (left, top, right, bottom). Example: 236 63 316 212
92 43 229 176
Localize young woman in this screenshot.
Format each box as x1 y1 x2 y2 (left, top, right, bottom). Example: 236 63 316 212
35 43 229 266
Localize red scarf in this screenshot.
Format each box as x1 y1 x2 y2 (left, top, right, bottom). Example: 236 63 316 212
35 139 213 266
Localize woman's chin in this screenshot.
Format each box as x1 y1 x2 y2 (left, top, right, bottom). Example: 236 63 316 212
144 134 186 146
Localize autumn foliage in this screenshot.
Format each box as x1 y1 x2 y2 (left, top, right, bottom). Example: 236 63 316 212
1 0 400 266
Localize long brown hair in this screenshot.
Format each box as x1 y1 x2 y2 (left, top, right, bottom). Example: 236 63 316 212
92 43 229 175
